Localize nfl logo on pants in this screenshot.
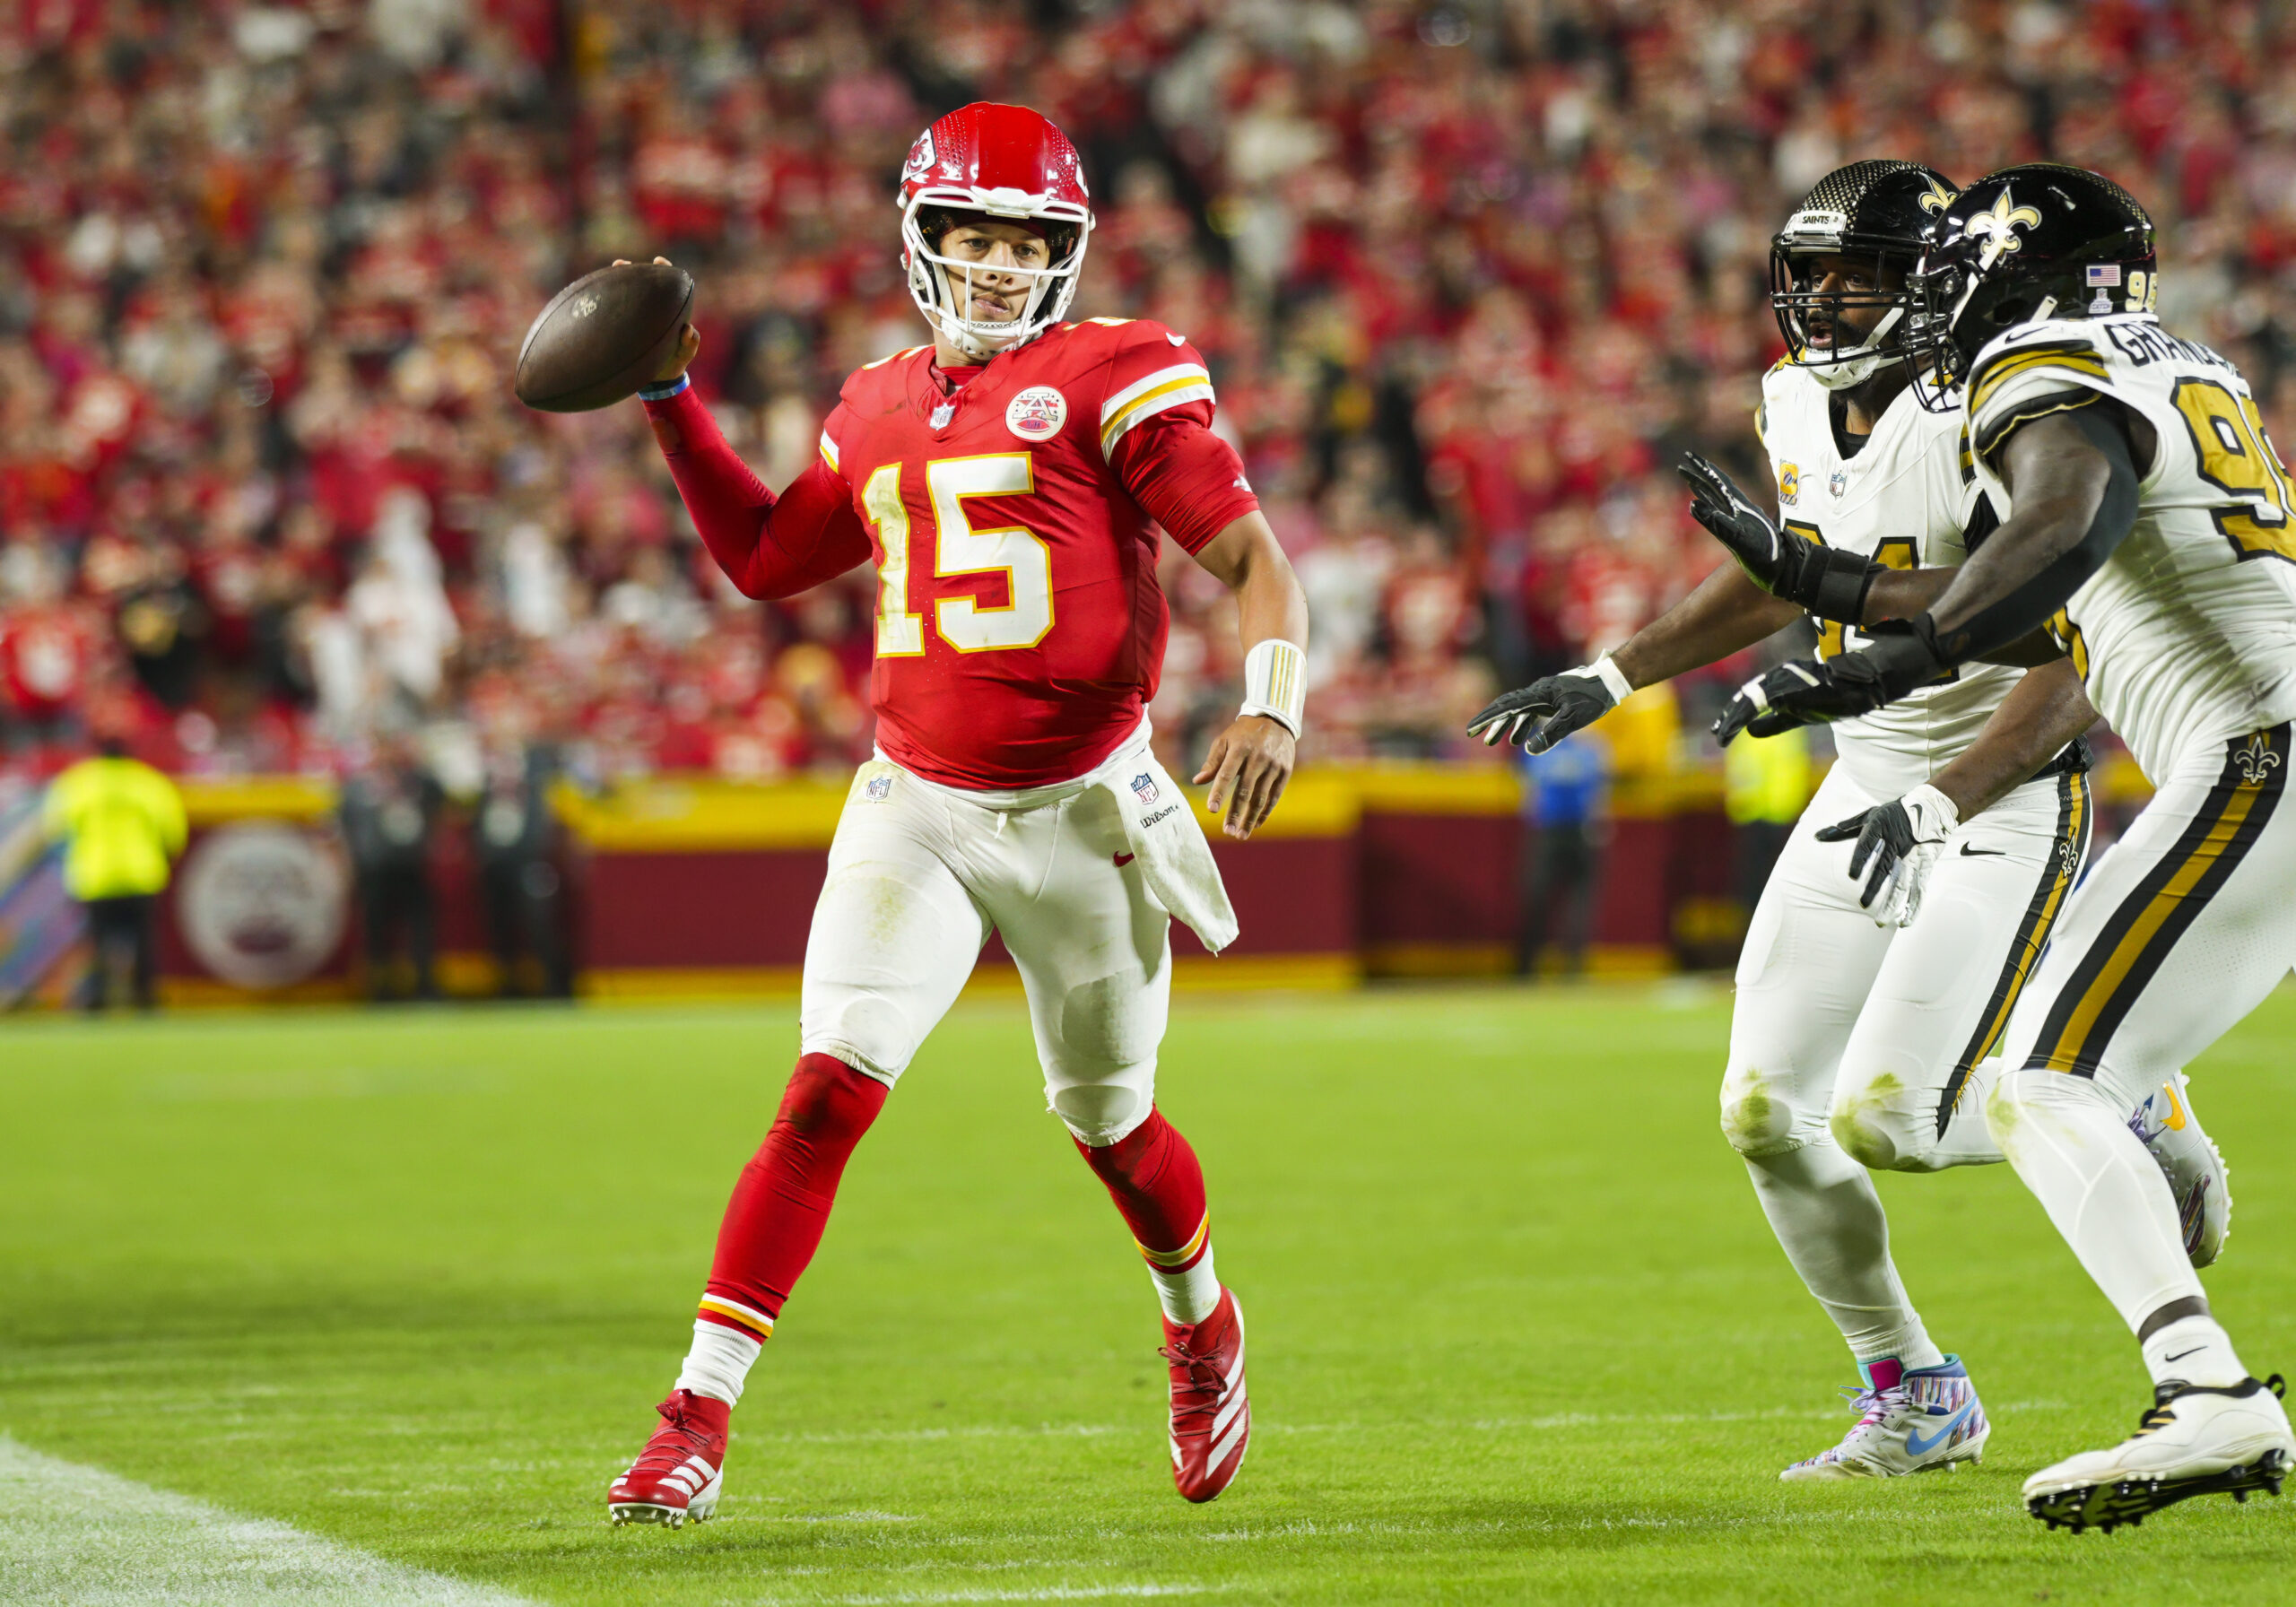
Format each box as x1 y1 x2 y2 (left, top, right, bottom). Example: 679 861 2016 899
1132 773 1159 805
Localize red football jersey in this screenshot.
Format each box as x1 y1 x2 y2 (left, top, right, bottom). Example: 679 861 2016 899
817 317 1257 789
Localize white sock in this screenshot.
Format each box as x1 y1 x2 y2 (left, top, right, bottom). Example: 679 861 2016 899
1152 1247 1222 1326
1988 1067 2205 1331
674 1319 762 1407
2142 1315 2248 1389
1742 1141 1944 1372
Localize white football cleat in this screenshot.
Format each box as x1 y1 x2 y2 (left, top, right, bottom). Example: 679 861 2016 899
2129 1073 2231 1267
1780 1355 1988 1481
2024 1375 2292 1533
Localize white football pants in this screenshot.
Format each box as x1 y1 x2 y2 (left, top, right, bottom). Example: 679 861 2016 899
1722 758 2093 1364
1989 724 2296 1333
798 730 1181 1148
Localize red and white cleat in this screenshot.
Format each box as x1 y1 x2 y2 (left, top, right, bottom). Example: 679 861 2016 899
1161 1288 1249 1502
607 1389 728 1528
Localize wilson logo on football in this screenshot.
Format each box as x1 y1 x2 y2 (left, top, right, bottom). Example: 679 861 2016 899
1006 386 1068 441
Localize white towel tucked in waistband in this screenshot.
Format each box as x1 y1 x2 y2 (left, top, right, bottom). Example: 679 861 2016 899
1097 750 1239 956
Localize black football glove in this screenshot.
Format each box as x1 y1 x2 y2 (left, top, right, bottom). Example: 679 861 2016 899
1678 450 1882 623
1712 618 1952 745
1812 783 1961 926
1469 663 1621 754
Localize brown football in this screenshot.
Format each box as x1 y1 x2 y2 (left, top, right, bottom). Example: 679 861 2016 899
513 263 695 413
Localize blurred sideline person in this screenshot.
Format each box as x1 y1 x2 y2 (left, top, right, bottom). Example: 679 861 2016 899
1726 725 1811 916
1717 163 2296 1531
604 103 1308 1525
337 734 442 1002
43 731 186 1011
1515 727 1607 976
474 741 569 998
1472 161 2226 1481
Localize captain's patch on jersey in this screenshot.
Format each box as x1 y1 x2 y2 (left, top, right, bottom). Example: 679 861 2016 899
1779 462 1800 504
1006 385 1068 441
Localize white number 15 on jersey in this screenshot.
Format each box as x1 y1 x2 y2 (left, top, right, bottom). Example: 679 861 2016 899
861 453 1054 655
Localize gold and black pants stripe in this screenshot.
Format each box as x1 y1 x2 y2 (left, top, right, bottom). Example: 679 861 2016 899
1933 768 2092 1135
2025 725 2292 1078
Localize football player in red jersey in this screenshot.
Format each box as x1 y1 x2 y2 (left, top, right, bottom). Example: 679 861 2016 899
607 104 1306 1524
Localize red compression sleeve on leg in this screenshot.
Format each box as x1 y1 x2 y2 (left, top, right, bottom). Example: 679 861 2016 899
1074 1108 1210 1268
699 1053 889 1338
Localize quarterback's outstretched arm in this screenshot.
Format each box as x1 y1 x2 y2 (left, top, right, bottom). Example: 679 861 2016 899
623 270 873 599
643 384 873 599
1187 512 1307 841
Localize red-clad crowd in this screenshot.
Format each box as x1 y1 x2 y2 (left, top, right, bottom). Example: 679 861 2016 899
3 0 2292 796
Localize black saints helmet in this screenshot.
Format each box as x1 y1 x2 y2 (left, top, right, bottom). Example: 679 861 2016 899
1770 160 1958 390
1908 163 2157 411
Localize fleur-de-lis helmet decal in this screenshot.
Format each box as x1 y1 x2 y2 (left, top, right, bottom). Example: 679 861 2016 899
1917 175 1955 216
1961 187 2045 269
1903 164 2156 413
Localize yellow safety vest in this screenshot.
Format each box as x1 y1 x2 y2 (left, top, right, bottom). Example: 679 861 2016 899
42 757 187 899
1724 727 1812 826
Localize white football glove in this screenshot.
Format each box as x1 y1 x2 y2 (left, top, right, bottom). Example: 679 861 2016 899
1813 782 1961 928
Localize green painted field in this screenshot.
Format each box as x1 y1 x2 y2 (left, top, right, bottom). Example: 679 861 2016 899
2 984 2292 1603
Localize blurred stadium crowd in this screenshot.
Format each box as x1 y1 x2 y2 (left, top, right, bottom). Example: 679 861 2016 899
1 0 2290 795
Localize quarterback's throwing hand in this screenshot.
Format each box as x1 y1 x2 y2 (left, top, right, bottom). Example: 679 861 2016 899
1468 660 1625 754
1813 783 1961 927
1196 715 1295 840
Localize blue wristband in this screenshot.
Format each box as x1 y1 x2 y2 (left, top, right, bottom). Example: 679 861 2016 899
637 374 691 402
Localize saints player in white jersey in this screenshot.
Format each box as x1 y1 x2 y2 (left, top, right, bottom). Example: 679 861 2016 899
1473 161 2227 1483
1718 162 2296 1530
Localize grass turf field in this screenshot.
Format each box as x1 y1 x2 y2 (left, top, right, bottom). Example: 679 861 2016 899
2 983 2292 1604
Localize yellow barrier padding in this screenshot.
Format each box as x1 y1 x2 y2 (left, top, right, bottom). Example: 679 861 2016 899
179 776 338 825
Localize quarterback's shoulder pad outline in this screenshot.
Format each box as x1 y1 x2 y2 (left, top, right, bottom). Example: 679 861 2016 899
1084 317 1216 460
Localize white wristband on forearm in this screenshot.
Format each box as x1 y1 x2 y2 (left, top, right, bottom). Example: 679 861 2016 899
1586 654 1633 704
1239 638 1307 736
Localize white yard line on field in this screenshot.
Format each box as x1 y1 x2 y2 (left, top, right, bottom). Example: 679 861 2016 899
0 1437 533 1607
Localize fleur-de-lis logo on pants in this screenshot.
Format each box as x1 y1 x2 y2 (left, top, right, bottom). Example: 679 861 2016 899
2233 732 2282 786
1963 187 2044 270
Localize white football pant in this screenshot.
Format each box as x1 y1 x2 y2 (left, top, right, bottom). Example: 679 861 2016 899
1722 759 2092 1365
799 731 1181 1147
1988 724 2296 1334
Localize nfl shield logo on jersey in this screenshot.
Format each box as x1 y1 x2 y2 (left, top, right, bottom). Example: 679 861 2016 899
1006 386 1068 442
1131 772 1159 805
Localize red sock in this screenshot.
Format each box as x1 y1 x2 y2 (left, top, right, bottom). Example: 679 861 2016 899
696 1053 887 1341
1074 1108 1209 1269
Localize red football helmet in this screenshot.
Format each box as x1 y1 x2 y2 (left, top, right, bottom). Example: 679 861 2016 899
898 102 1094 359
